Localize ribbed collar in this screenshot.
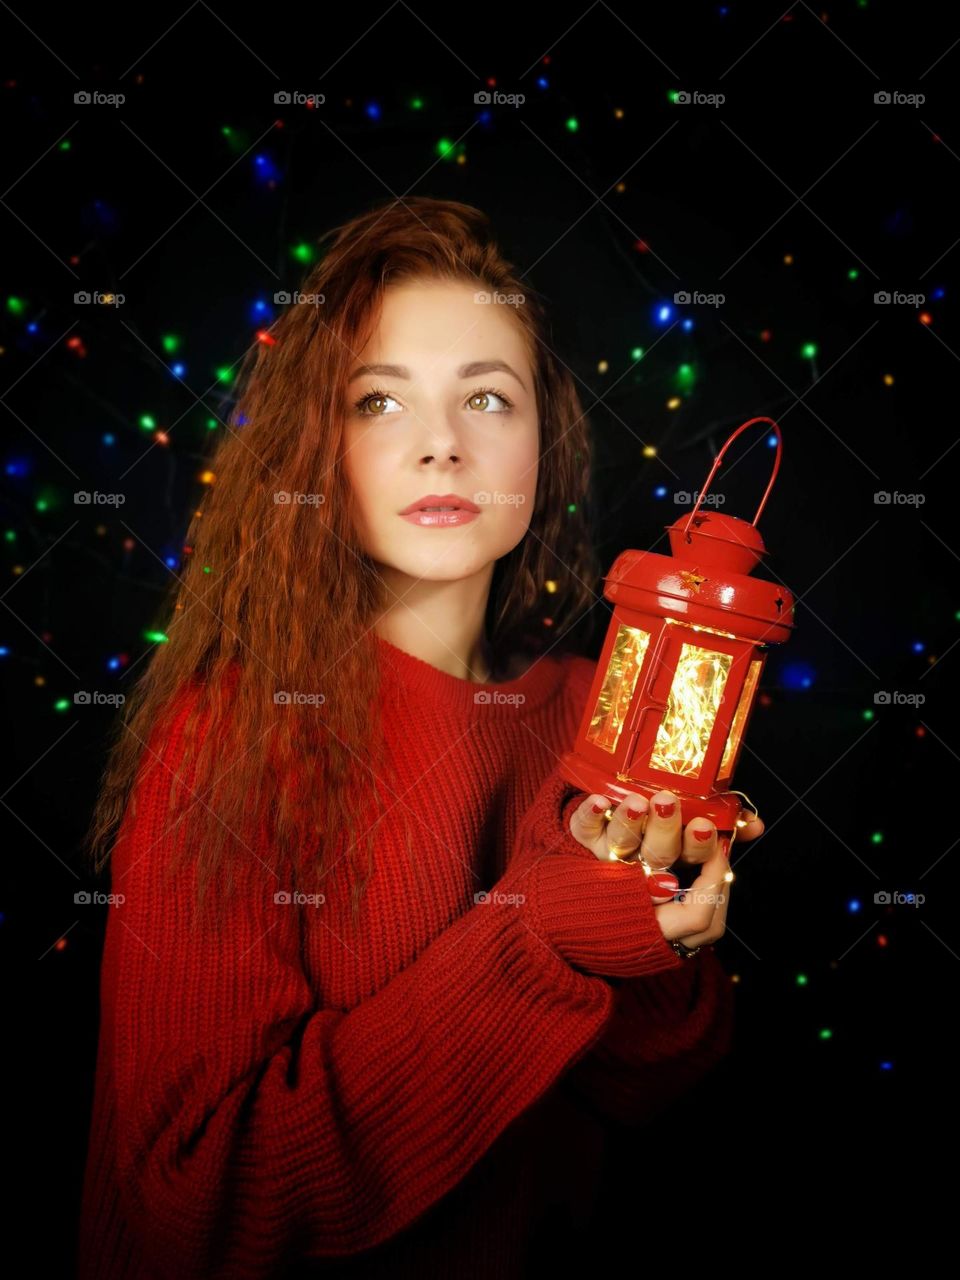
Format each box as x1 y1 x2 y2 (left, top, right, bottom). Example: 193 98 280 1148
376 634 565 714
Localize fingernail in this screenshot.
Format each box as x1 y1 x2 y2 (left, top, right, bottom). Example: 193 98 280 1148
627 807 643 821
693 828 713 842
592 802 606 814
650 873 679 894
720 837 730 857
654 801 676 818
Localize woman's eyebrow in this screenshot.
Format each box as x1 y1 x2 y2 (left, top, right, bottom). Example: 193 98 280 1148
347 360 526 390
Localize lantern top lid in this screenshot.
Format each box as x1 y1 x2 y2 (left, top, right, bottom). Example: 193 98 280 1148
665 511 766 574
668 414 784 573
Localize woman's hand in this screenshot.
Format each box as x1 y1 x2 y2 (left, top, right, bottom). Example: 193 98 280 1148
567 788 764 947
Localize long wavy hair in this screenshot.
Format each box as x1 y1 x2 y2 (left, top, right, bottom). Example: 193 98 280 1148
82 195 604 934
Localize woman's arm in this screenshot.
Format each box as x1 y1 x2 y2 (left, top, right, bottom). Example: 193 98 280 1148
558 948 736 1128
97 692 684 1279
549 789 737 1129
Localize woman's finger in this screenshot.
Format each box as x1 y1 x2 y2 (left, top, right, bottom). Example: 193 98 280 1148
568 793 617 860
736 813 764 842
680 815 717 866
673 848 733 947
655 847 730 941
604 793 649 862
638 789 682 870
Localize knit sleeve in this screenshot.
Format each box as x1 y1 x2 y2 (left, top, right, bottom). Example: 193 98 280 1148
546 791 736 1128
558 949 736 1128
102 690 620 1279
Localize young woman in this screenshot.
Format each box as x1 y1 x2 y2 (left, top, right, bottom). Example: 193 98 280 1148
77 196 762 1279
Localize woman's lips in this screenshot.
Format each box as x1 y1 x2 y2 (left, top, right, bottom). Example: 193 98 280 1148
400 509 480 527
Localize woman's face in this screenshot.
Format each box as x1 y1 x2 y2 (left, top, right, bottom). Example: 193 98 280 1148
342 278 540 585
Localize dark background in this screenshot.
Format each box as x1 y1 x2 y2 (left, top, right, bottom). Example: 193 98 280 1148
2 1 956 1268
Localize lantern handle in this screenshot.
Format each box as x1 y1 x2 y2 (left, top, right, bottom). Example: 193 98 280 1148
681 417 782 538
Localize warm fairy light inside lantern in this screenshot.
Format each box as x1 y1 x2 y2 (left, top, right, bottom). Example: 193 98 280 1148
587 622 651 753
649 643 733 778
717 657 762 782
664 617 737 639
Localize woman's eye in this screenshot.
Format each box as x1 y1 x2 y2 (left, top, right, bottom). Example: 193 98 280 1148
358 393 402 416
467 390 511 412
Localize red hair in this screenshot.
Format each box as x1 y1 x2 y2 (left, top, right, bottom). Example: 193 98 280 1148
83 196 602 932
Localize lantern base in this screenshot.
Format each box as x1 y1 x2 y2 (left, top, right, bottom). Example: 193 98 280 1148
558 750 742 836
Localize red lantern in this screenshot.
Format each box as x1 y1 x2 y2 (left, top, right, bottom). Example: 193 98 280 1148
559 416 795 853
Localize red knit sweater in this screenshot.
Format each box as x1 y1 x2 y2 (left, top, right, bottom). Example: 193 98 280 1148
77 635 735 1279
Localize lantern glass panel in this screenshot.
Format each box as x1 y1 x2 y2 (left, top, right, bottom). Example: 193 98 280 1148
648 643 733 778
717 657 762 783
586 622 651 753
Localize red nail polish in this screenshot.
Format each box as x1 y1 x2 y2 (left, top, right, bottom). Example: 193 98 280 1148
654 801 676 818
693 828 712 842
649 873 679 894
627 807 642 821
720 838 730 857
592 802 606 814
